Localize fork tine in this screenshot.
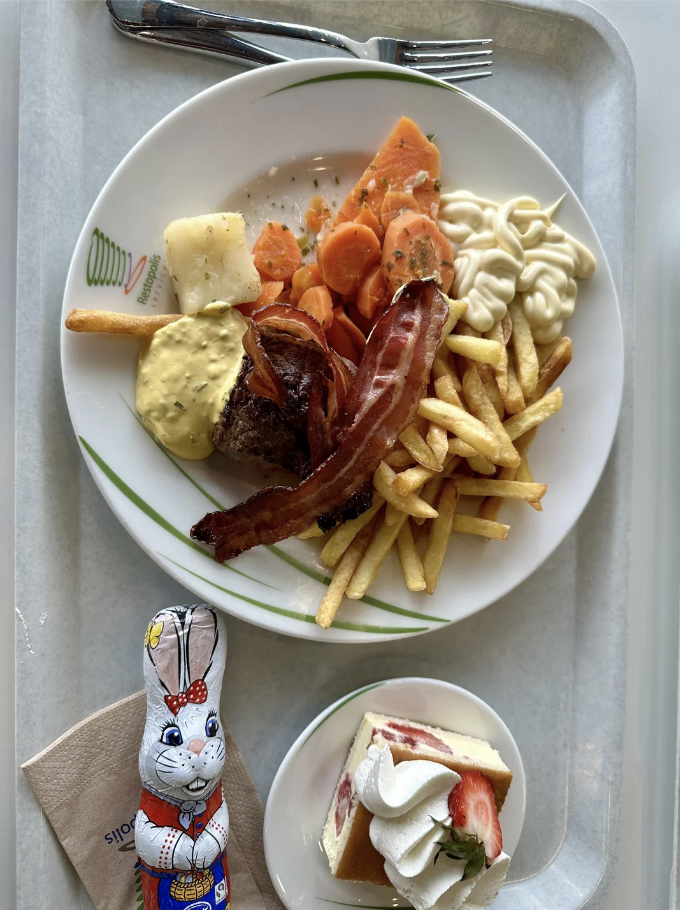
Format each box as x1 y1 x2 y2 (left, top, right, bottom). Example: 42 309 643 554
402 39 492 50
440 70 493 84
401 49 492 64
412 60 492 76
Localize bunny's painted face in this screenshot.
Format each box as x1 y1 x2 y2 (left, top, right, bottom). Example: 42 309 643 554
140 605 227 802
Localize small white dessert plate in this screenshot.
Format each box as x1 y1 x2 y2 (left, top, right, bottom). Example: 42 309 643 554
263 677 526 910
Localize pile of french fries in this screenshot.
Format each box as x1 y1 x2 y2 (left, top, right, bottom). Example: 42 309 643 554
312 297 572 629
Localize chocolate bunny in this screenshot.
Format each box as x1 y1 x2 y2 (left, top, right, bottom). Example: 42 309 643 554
136 605 230 909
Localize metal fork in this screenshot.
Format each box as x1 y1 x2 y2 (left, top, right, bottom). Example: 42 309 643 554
107 0 492 83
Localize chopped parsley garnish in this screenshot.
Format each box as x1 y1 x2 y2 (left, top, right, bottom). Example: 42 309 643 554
386 261 394 272
314 178 319 188
394 249 404 259
335 175 340 185
427 133 436 142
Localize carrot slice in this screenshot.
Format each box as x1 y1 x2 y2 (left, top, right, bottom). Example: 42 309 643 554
305 195 333 234
236 280 285 317
354 203 383 239
335 309 367 354
298 285 334 331
252 221 301 282
357 264 389 319
317 222 381 296
290 263 324 305
380 179 440 230
326 315 359 364
381 210 455 295
335 116 440 224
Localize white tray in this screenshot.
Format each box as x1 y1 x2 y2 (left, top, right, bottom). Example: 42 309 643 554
14 2 639 908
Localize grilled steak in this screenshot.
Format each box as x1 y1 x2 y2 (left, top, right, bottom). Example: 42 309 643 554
213 332 330 479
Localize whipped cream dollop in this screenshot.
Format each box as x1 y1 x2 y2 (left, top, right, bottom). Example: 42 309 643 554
355 745 511 910
438 191 596 342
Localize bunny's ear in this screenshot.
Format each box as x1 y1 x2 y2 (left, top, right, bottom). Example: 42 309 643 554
186 606 218 684
146 611 182 696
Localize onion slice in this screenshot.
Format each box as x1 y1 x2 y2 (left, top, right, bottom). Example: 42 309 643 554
191 280 449 562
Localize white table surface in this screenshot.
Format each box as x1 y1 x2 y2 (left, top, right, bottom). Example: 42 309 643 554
2 2 679 909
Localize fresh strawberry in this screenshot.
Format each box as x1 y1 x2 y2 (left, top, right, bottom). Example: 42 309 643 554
448 771 502 860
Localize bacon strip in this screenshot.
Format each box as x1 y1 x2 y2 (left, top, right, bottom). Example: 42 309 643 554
242 321 286 407
191 280 449 562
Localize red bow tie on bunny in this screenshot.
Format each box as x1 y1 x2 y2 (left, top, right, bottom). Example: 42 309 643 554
164 679 208 715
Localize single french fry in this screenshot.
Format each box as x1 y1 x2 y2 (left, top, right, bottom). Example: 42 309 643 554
418 398 502 463
432 353 462 393
516 453 542 512
412 413 429 438
447 437 480 458
385 502 405 526
449 474 546 502
315 518 378 628
503 349 526 414
64 309 181 335
434 375 464 407
535 334 563 367
508 298 539 396
527 337 572 404
316 515 378 629
503 388 563 440
484 319 509 398
384 448 417 468
320 496 385 568
298 523 326 539
452 513 509 540
373 461 439 519
439 299 468 345
454 322 481 338
445 334 503 367
501 312 513 345
478 362 505 420
462 363 520 468
467 454 496 474
426 423 448 468
423 480 460 594
393 464 438 496
345 511 409 599
396 522 427 591
398 425 442 471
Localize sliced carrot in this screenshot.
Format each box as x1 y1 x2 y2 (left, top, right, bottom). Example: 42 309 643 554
276 287 291 304
347 304 373 336
236 280 285 317
290 263 324 305
381 210 455 296
357 264 389 319
305 195 333 234
298 285 334 331
380 179 440 230
335 309 367 354
317 222 381 296
327 315 359 364
354 203 383 239
335 116 440 224
252 221 301 282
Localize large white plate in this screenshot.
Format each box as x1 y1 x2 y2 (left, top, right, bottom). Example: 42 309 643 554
263 677 526 910
61 58 623 643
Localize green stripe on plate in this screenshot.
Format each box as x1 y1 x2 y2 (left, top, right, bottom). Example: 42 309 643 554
302 682 385 745
264 70 461 97
163 558 429 635
78 437 266 587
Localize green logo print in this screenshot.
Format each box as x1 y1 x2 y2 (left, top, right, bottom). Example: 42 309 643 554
86 227 126 288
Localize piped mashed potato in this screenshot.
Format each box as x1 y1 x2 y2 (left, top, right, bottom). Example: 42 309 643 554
165 212 261 315
136 303 247 459
438 192 596 342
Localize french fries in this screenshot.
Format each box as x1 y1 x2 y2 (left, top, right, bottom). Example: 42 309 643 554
384 448 417 468
315 517 379 628
396 523 427 591
445 334 503 367
320 496 385 569
398 426 442 472
462 363 519 468
503 349 526 414
373 461 438 519
65 309 181 335
508 298 539 396
503 388 563 440
418 398 502 462
439 299 468 345
449 475 547 502
345 511 409 600
485 317 509 397
427 423 449 468
432 354 462 392
298 523 326 539
452 513 509 540
517 453 542 512
527 337 572 405
479 427 537 521
423 480 460 594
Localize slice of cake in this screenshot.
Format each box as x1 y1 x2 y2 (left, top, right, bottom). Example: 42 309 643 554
322 712 513 886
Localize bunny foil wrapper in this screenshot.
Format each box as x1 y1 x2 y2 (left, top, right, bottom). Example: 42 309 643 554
136 604 231 910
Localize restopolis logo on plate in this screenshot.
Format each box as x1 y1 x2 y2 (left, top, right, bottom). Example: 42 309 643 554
85 226 163 303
